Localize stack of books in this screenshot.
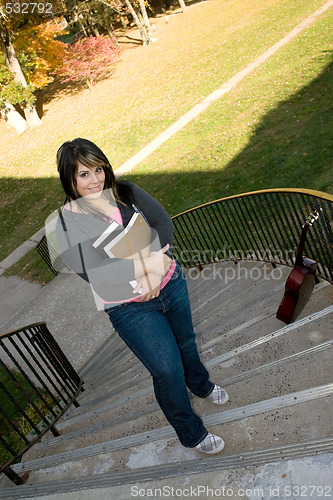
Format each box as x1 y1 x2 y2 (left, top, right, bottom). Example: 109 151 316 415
92 212 152 260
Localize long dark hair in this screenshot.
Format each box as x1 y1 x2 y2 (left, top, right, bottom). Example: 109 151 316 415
57 138 133 215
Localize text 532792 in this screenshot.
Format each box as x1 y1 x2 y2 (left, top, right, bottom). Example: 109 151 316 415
5 2 53 14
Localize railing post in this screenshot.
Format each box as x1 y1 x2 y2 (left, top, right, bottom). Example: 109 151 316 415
2 466 26 485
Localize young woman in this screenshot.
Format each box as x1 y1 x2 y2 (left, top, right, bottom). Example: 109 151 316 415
54 137 228 454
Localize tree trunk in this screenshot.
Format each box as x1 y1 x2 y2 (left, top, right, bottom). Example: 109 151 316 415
1 25 41 127
73 7 88 37
138 0 157 43
123 0 148 45
80 18 89 37
87 11 100 36
137 11 145 30
0 23 41 128
106 21 118 46
178 0 187 13
119 14 128 29
1 103 27 135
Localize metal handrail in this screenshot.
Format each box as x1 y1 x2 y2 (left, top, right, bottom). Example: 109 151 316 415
36 235 66 276
0 323 83 485
171 188 333 284
35 188 333 283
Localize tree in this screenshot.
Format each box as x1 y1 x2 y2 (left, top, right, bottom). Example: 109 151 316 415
178 0 187 13
61 0 159 47
0 1 68 133
138 0 157 44
97 0 156 45
0 58 35 134
56 35 119 89
14 21 67 88
123 0 149 44
0 13 41 128
94 1 119 43
64 0 119 41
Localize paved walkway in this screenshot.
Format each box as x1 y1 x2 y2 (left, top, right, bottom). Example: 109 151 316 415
1 0 332 332
0 227 45 330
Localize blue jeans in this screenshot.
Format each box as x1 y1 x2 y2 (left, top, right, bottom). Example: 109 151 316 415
105 262 214 447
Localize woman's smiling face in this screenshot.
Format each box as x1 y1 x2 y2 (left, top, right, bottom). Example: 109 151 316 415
75 162 106 199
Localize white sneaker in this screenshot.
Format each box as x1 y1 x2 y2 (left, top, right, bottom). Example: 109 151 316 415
206 385 229 405
195 432 225 454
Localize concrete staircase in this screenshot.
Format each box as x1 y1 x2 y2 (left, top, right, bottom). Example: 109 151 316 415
1 261 332 498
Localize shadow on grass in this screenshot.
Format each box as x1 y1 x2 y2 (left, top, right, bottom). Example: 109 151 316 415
215 50 333 198
35 67 118 117
0 177 64 261
116 34 143 44
148 0 206 16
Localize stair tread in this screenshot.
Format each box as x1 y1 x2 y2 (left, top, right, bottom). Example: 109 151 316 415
14 383 333 474
2 440 333 499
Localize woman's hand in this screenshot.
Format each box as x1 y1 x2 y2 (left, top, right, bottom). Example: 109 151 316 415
133 273 162 302
134 244 172 278
149 244 172 275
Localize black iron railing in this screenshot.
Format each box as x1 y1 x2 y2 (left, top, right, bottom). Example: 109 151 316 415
0 323 83 485
172 189 333 284
36 189 333 283
36 235 66 276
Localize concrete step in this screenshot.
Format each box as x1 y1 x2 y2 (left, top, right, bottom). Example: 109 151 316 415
39 262 291 428
1 441 332 499
32 303 332 448
8 384 333 479
28 344 333 459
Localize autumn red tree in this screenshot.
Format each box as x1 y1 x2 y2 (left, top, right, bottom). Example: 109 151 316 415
56 35 120 89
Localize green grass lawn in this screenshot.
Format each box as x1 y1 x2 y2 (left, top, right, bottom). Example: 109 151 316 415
126 8 333 215
1 0 332 283
0 363 48 465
